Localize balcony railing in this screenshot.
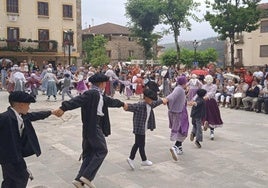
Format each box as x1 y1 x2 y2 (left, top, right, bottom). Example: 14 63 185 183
0 39 58 52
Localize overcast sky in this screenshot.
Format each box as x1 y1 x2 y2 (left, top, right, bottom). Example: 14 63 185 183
81 0 268 44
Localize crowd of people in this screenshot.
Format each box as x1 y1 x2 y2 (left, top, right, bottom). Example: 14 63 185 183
0 58 268 188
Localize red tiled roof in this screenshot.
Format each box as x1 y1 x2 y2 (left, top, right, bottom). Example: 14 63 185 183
258 3 268 10
82 22 131 35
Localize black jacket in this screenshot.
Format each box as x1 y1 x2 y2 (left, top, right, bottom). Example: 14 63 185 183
60 89 124 138
0 107 51 164
190 97 206 119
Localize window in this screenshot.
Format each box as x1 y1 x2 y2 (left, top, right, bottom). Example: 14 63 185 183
7 27 19 40
236 49 243 64
260 45 268 57
260 21 268 33
63 5 72 18
38 29 49 41
129 50 134 57
105 35 112 41
106 50 111 58
6 0 18 13
7 27 19 49
38 2 49 16
63 30 74 45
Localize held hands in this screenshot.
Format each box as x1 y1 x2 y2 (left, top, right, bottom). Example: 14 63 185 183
188 101 197 106
161 98 168 105
52 108 65 117
123 103 128 111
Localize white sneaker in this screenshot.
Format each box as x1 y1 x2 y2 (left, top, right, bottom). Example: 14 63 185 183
127 158 135 170
80 177 96 188
176 146 183 155
72 180 85 188
169 146 178 161
210 133 214 140
141 160 153 166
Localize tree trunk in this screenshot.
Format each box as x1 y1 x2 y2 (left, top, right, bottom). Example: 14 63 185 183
174 32 180 69
230 37 235 71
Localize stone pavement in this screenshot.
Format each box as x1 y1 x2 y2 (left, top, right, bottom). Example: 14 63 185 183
0 90 268 188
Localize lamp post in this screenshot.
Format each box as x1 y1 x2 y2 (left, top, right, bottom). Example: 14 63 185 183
64 29 74 65
193 40 200 67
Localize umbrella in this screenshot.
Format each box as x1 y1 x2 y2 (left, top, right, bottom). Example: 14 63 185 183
191 69 208 76
0 58 12 65
223 73 240 81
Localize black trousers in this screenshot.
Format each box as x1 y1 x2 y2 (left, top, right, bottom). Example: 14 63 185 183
256 97 268 113
75 125 108 181
129 134 147 161
1 159 29 188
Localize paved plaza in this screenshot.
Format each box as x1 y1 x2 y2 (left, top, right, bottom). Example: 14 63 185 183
0 90 268 188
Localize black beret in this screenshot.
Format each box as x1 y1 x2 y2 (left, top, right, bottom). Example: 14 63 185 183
64 73 70 78
88 73 109 83
9 91 36 103
196 89 207 98
143 88 158 101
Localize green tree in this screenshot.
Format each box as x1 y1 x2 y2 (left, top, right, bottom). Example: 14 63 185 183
82 35 109 67
158 0 201 68
161 48 217 68
205 0 261 70
160 49 178 66
125 0 161 65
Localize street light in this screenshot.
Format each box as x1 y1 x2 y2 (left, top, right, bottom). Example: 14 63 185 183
193 40 200 67
64 29 74 65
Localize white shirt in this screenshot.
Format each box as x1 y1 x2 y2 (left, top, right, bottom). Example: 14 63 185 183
145 104 152 128
97 94 104 116
10 107 24 137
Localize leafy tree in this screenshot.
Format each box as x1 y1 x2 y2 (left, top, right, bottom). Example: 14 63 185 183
205 0 261 70
158 0 201 68
82 35 109 67
125 0 161 65
161 48 218 68
160 49 178 66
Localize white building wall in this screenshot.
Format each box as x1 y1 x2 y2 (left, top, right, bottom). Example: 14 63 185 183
234 18 268 67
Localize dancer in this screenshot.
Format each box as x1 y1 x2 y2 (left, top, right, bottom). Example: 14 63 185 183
54 73 125 188
0 91 54 188
189 89 207 148
42 68 58 101
202 75 223 140
61 73 73 101
124 89 165 170
186 74 203 101
166 76 190 161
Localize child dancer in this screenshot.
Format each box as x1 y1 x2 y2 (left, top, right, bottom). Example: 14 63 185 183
189 89 207 148
119 76 133 100
124 89 166 170
61 73 73 101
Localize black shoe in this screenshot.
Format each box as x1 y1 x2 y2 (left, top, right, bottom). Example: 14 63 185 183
195 141 202 148
256 110 261 113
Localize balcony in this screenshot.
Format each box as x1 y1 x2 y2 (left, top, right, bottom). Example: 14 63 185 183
0 39 58 52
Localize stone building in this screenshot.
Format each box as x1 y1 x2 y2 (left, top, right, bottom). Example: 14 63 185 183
0 0 82 67
82 22 146 65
